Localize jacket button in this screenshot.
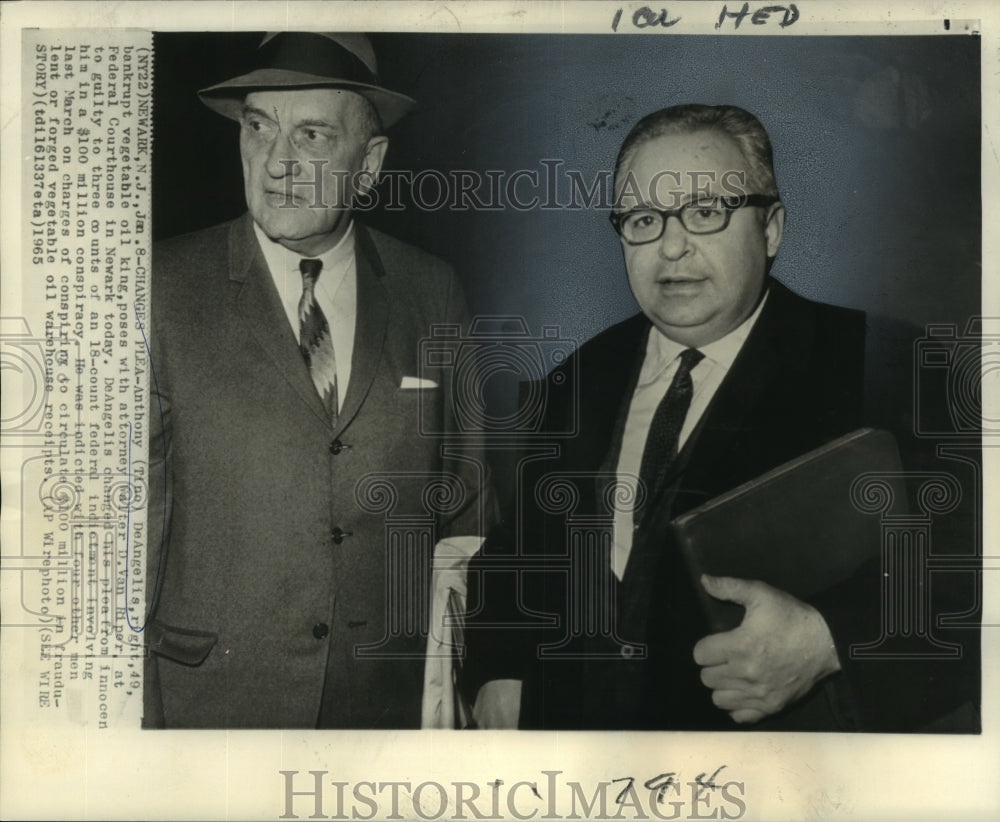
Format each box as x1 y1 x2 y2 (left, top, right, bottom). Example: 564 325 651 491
331 527 352 545
329 439 343 455
312 623 329 639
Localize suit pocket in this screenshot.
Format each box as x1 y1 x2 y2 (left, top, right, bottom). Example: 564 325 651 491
147 618 218 666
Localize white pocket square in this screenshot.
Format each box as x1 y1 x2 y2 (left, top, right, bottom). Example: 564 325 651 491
400 376 438 389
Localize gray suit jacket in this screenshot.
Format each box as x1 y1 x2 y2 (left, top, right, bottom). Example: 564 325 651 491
144 213 494 728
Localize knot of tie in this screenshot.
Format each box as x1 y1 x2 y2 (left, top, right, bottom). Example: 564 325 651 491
299 257 323 290
677 347 705 376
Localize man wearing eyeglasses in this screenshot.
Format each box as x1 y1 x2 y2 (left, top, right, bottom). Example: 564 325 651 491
465 104 875 730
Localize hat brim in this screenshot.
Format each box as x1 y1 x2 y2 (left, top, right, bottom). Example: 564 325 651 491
198 68 415 128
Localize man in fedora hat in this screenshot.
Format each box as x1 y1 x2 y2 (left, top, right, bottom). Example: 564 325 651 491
144 32 494 729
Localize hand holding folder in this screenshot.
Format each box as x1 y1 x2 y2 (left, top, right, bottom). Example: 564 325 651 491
668 427 906 633
693 574 843 723
672 428 907 722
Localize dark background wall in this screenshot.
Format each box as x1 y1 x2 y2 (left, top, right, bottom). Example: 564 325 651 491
148 32 982 729
152 32 981 448
153 32 979 331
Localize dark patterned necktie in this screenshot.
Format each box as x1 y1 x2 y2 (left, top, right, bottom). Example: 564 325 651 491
298 258 339 421
637 347 704 510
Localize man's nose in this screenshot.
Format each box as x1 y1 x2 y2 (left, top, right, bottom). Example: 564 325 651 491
264 131 297 179
657 214 691 260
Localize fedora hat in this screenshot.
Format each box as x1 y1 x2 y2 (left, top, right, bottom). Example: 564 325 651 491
198 32 415 128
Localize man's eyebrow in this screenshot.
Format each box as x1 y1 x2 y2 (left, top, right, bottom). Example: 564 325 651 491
241 105 275 122
618 197 660 211
239 107 338 131
293 118 337 130
619 194 719 213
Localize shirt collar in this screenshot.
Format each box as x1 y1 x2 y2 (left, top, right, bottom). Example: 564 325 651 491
640 288 770 386
253 220 356 288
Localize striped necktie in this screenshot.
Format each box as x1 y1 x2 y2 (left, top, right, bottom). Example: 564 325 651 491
298 258 339 421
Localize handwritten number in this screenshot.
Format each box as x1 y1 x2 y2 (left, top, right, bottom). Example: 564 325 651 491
644 773 679 803
694 765 727 799
612 8 623 31
614 768 728 805
612 776 635 805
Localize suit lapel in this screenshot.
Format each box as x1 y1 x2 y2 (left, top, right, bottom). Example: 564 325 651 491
334 224 388 436
229 214 330 426
661 280 811 510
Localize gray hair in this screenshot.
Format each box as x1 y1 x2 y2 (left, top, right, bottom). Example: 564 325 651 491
614 104 779 199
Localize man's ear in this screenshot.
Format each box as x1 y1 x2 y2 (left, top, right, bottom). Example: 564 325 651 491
763 200 785 258
357 136 388 194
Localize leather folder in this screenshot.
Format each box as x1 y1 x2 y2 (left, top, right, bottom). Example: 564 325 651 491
667 427 907 633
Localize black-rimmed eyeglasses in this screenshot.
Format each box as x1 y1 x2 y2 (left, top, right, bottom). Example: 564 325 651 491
610 195 778 245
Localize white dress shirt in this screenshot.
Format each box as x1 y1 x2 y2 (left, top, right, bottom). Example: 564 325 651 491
253 221 357 412
611 293 769 580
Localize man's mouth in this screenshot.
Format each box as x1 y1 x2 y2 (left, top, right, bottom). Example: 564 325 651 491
657 276 707 286
263 188 303 204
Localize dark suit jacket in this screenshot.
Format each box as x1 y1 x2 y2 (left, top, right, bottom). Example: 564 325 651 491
465 278 977 731
144 213 494 729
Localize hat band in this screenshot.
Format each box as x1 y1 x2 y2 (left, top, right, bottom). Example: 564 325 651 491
257 32 379 86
